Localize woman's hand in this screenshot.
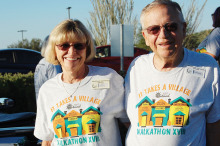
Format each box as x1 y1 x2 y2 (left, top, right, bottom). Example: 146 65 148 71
42 140 52 146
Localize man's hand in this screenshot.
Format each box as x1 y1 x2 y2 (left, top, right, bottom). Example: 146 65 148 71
206 120 220 146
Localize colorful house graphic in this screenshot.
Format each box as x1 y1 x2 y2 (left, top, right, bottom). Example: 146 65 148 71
151 99 170 127
51 109 66 138
51 107 103 138
64 110 83 137
195 47 207 53
136 96 154 127
81 106 103 135
168 96 192 126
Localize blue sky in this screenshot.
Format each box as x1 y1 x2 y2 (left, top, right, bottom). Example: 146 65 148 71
0 0 218 49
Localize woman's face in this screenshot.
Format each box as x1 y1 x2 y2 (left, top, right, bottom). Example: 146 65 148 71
55 41 87 73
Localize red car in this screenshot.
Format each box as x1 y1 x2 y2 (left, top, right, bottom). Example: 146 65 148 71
87 45 150 73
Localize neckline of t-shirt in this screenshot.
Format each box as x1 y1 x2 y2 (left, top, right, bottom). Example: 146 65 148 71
149 48 188 76
57 65 94 88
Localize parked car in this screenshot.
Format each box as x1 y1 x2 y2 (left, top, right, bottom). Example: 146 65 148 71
87 45 150 73
0 48 42 74
0 97 39 145
0 48 42 144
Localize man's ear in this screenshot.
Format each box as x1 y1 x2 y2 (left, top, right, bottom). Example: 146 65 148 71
182 22 187 38
142 31 149 46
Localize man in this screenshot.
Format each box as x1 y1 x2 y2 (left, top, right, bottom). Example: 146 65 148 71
125 0 220 146
196 7 220 63
34 35 62 100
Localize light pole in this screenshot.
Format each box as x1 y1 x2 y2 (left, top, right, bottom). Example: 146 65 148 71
17 30 27 42
67 7 71 19
18 30 27 47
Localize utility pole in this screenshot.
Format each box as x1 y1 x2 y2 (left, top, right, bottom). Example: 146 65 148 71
67 7 71 19
18 30 27 48
17 30 27 41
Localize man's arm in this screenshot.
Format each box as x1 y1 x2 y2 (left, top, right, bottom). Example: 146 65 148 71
206 120 220 146
204 52 217 60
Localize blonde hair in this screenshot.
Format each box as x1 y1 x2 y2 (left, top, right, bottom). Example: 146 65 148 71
140 0 185 29
45 19 95 65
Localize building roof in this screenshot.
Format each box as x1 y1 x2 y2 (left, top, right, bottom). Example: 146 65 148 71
51 109 66 121
87 119 97 124
174 111 185 116
170 96 192 106
136 96 154 108
81 106 103 115
64 110 82 118
141 111 148 116
151 99 170 107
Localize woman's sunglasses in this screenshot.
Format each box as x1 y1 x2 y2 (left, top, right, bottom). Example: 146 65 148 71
145 22 178 36
56 43 86 51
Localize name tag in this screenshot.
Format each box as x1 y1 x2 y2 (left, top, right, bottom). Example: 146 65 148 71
92 80 110 89
186 67 206 78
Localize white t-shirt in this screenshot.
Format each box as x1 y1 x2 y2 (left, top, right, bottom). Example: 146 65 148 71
34 65 126 146
125 48 220 146
34 58 62 100
197 27 220 59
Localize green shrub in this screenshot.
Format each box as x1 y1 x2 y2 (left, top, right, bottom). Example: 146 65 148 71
0 72 36 113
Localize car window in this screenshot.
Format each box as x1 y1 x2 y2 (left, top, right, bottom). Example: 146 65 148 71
14 50 42 64
95 46 110 58
0 50 14 63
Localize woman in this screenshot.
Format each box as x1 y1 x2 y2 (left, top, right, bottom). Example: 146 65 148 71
196 7 220 61
34 19 126 146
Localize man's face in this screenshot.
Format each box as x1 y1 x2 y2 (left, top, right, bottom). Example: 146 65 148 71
142 5 186 60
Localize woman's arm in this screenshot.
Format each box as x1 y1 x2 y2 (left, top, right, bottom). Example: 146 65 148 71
41 140 52 146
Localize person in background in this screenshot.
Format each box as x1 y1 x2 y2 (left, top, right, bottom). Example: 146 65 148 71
34 19 126 146
34 35 62 100
196 7 220 61
125 0 220 146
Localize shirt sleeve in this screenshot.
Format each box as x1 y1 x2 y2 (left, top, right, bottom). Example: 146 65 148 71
47 64 62 80
206 28 220 58
34 90 54 141
206 66 220 123
100 70 127 119
112 73 127 118
34 60 46 100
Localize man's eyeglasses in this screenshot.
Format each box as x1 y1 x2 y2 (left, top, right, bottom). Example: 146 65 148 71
56 43 86 51
145 22 178 36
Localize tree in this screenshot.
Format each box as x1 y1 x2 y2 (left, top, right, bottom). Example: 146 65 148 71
87 0 138 46
183 0 208 49
135 27 151 51
7 38 42 52
183 29 211 50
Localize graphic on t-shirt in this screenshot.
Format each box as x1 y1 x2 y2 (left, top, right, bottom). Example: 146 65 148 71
51 106 103 138
195 47 207 53
169 97 192 126
136 96 191 127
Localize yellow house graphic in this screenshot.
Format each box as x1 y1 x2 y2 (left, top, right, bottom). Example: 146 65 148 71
51 109 66 138
136 96 154 127
81 106 103 135
168 97 192 126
